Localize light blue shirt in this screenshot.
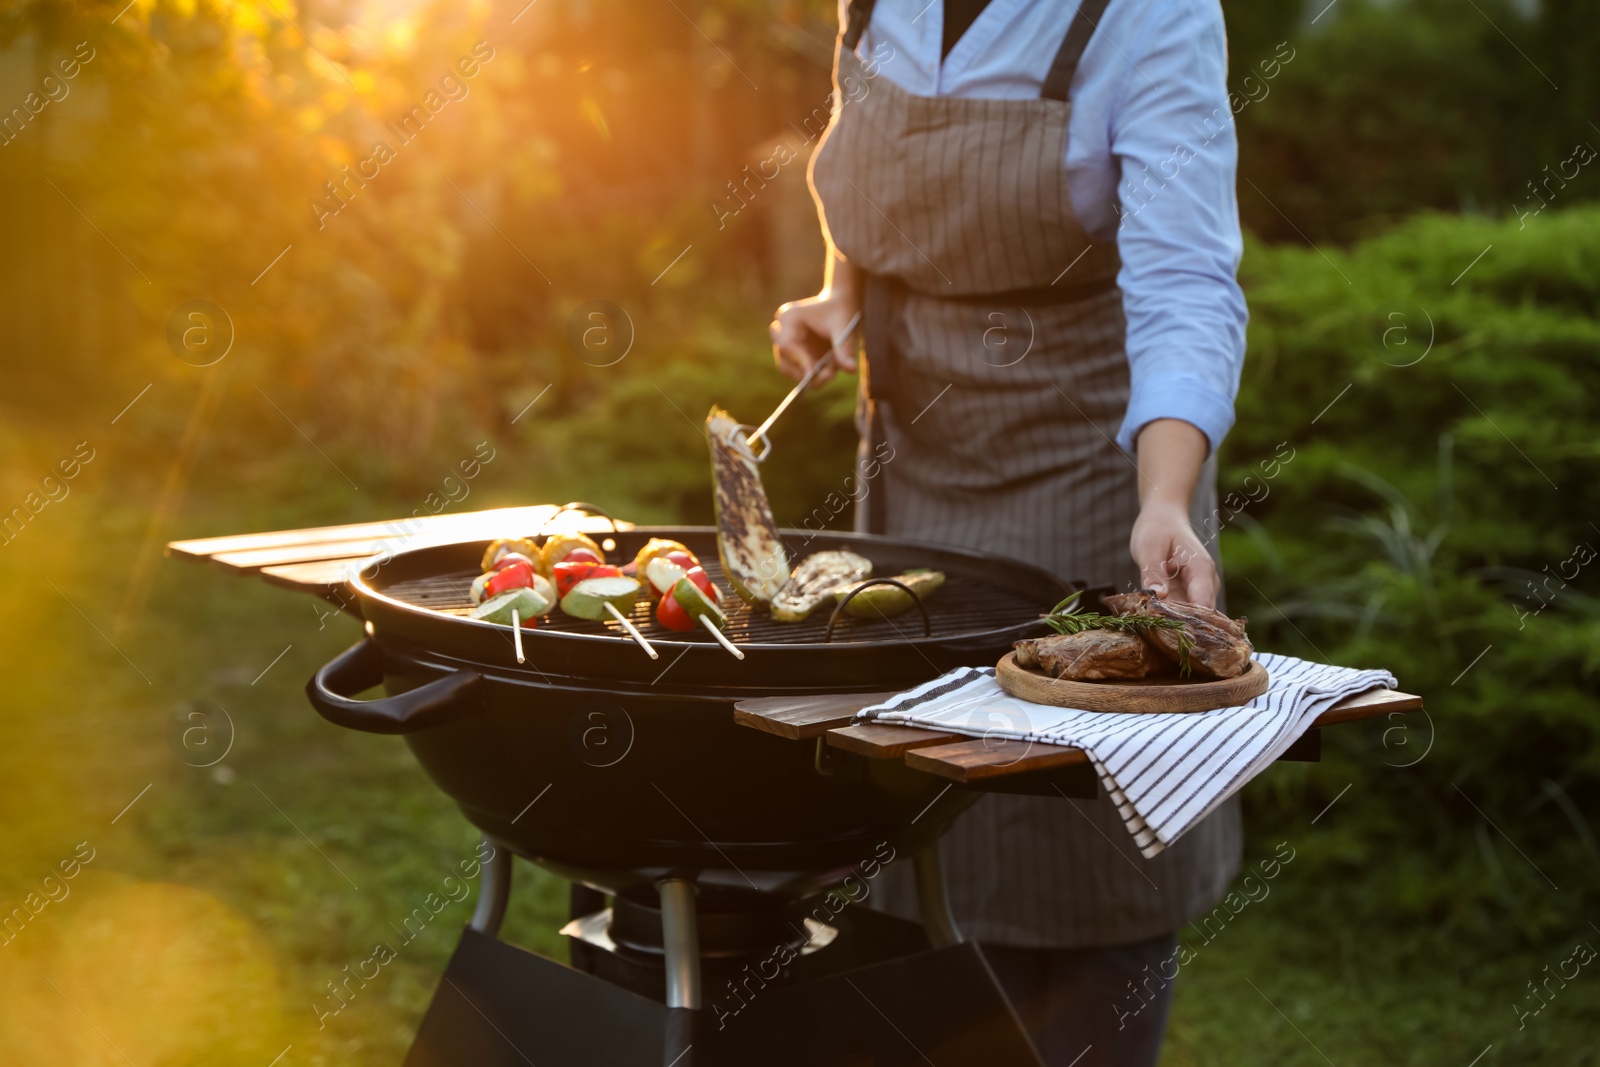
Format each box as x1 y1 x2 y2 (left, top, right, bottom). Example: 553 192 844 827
845 0 1247 454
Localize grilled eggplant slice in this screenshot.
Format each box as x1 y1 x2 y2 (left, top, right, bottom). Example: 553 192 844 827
771 550 873 622
707 406 789 604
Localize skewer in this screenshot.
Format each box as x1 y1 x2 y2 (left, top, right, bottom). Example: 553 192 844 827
511 609 526 664
699 615 745 660
604 601 659 660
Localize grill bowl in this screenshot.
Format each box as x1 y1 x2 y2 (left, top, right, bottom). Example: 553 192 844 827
310 527 1076 899
353 527 1073 690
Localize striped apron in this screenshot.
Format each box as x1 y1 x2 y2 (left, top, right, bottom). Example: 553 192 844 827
808 0 1241 948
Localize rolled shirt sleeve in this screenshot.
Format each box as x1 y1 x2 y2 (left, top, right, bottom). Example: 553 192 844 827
1105 0 1246 455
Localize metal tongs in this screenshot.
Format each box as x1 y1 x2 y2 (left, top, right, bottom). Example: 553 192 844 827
727 311 862 463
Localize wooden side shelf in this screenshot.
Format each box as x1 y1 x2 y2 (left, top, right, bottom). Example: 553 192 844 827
735 686 1425 786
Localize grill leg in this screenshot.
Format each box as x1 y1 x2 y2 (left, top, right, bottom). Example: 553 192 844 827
658 878 700 1067
657 878 702 1009
914 841 964 949
469 837 511 937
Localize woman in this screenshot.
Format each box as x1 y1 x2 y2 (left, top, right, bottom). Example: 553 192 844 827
769 0 1248 1062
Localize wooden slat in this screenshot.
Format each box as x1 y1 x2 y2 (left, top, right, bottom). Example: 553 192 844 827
165 504 557 559
737 686 1422 741
826 723 962 758
258 560 362 601
166 505 630 569
900 695 1425 783
210 539 390 573
732 691 899 740
1313 688 1423 725
907 738 1090 782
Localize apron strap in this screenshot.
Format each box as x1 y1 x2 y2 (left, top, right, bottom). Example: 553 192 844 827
1040 0 1113 102
842 0 878 50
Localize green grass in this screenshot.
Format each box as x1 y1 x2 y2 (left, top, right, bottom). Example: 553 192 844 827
2 452 1595 1065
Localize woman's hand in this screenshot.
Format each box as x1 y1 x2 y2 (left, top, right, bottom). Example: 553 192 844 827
1131 418 1218 607
1130 500 1218 608
770 290 862 389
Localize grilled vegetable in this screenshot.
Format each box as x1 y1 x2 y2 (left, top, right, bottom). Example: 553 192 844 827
560 576 642 620
484 560 538 600
833 569 945 618
656 590 694 631
553 561 622 598
645 556 689 598
671 574 727 632
771 550 873 622
472 566 557 607
541 532 605 574
633 538 694 575
472 586 550 626
481 538 540 573
706 406 789 604
490 551 538 573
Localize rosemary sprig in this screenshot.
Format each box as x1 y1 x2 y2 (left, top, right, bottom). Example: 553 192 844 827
1042 592 1196 677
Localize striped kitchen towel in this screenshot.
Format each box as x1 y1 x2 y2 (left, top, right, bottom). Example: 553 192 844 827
856 652 1396 857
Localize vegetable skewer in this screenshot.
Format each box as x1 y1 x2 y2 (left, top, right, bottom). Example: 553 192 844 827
603 601 659 659
699 615 744 660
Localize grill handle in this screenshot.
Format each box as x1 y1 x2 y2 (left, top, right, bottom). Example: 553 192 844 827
541 501 619 534
825 579 933 641
306 637 487 735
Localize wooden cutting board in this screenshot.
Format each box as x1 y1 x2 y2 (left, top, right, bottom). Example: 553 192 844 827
995 652 1270 714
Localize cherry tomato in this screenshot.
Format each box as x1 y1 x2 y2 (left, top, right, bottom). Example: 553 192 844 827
486 561 536 599
490 552 537 573
682 566 720 603
590 564 624 580
552 560 600 597
663 551 698 571
563 547 604 566
656 591 695 632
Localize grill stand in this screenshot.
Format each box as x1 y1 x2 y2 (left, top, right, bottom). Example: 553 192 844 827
913 841 963 950
658 879 702 1009
408 846 1042 1067
470 837 511 937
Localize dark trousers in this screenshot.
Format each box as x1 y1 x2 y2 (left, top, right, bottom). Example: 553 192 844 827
983 934 1177 1067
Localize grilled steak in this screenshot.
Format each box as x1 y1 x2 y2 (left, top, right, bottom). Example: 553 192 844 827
1013 630 1160 681
771 550 873 622
706 406 790 604
1101 590 1253 679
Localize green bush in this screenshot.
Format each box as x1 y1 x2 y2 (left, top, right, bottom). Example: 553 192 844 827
1222 205 1600 941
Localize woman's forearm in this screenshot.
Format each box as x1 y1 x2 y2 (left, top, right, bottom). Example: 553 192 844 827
1135 418 1207 512
823 243 865 304
1128 417 1219 604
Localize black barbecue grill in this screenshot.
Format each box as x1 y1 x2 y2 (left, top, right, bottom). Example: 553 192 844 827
300 521 1072 1066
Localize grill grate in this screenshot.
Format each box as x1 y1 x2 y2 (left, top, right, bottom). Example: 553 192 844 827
381 552 1045 648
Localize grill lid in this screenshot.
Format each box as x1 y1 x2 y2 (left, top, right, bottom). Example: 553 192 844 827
353 527 1078 692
